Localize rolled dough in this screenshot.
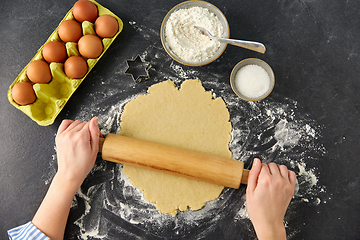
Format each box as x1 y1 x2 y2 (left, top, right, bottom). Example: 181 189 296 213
119 79 232 215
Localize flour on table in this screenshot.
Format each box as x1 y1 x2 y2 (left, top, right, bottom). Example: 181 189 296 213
42 38 329 238
53 84 327 239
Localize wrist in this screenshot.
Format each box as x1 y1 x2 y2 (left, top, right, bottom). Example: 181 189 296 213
254 221 287 240
52 171 82 196
32 171 81 240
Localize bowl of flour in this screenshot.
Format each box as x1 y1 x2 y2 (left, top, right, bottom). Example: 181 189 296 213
161 1 229 66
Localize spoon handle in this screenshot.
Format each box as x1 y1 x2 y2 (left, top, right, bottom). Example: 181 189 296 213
216 37 266 54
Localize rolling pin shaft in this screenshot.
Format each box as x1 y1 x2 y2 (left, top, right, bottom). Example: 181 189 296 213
99 134 249 189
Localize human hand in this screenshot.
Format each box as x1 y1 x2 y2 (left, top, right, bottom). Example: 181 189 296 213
246 158 296 240
55 117 101 189
32 118 101 239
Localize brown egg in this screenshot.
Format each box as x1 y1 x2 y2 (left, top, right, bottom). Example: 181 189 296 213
42 41 67 63
26 60 52 84
73 0 98 23
95 15 119 38
78 34 103 59
64 56 88 79
58 20 82 43
11 82 36 106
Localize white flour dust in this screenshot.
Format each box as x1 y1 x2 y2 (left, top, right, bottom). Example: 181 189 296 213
43 72 328 240
42 29 328 238
51 78 326 239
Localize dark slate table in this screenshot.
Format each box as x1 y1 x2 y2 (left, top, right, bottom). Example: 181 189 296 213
1 0 359 239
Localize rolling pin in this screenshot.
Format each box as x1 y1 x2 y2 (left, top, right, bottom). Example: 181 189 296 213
99 133 249 189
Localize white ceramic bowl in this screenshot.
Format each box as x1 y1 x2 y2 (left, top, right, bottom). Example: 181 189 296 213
230 58 275 101
160 0 229 66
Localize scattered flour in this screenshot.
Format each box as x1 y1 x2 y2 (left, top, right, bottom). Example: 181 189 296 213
54 82 327 239
165 6 223 63
233 195 249 221
274 119 302 148
42 27 329 239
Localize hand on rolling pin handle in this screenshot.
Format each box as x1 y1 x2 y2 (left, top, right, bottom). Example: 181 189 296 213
55 118 102 187
10 120 296 240
246 158 296 240
31 118 101 240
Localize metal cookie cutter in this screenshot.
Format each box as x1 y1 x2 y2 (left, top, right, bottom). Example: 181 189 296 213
125 55 151 83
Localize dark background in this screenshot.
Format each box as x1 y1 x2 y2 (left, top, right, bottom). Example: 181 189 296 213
1 0 359 239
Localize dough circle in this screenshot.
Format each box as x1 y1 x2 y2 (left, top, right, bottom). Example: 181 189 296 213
119 79 232 215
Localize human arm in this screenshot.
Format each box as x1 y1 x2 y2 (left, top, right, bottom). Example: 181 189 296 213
246 158 296 240
31 117 100 240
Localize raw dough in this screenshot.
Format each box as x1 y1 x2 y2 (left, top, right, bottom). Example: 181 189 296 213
119 79 232 215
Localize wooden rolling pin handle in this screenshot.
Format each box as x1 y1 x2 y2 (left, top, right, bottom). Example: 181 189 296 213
241 169 249 185
98 134 249 189
99 137 105 153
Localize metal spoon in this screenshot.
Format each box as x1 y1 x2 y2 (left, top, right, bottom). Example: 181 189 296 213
194 26 266 54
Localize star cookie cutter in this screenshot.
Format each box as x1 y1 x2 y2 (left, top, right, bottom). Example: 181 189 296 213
125 55 151 83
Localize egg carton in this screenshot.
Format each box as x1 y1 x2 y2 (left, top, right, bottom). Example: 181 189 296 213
7 0 123 126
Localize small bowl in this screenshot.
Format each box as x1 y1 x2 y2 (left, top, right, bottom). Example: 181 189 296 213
160 0 229 66
230 58 275 101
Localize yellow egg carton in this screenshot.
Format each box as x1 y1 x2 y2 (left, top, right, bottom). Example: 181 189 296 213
7 0 123 126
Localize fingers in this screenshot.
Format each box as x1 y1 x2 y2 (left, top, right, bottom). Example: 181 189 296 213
60 119 83 133
278 165 289 179
268 163 280 176
71 121 88 132
247 158 262 193
289 170 297 186
258 162 270 178
57 118 101 141
254 161 296 184
89 117 100 152
278 165 296 186
65 117 100 153
57 119 74 135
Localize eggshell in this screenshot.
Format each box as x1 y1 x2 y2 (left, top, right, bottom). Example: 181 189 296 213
78 34 103 59
42 41 67 63
12 82 36 106
95 15 119 38
8 0 124 126
73 0 98 23
58 20 82 43
26 60 52 84
64 56 88 79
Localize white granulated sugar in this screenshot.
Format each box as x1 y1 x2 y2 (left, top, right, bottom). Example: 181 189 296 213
235 64 271 99
165 6 223 63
